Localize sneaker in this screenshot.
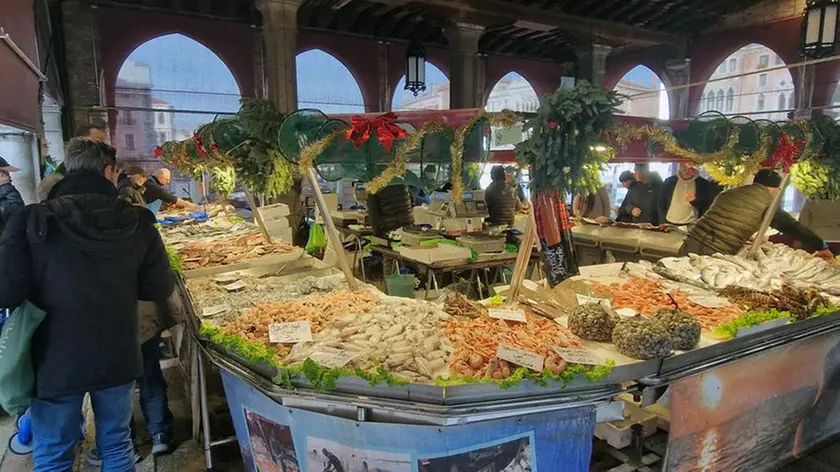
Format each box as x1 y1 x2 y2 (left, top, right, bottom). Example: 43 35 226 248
151 428 175 456
86 446 142 466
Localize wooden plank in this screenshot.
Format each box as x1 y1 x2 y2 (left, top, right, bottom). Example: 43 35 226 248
306 168 358 290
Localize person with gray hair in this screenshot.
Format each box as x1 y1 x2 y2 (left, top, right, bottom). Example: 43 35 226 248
0 137 174 470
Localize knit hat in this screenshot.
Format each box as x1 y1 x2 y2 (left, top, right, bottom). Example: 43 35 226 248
0 156 20 173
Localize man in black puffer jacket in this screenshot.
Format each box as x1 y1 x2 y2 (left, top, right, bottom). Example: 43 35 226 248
0 138 173 471
0 156 24 234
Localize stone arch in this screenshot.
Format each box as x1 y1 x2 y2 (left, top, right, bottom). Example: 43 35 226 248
485 72 539 112
612 65 670 119
296 48 366 113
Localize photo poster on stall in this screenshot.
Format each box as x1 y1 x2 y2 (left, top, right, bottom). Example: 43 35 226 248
220 369 596 472
664 329 840 472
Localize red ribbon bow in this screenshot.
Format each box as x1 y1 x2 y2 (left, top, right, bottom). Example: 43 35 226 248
763 133 802 173
345 112 409 153
154 146 163 159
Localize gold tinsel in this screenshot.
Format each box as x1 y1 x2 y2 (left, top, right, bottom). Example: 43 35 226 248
367 121 446 194
449 110 520 202
609 124 740 165
297 129 344 172
705 130 774 188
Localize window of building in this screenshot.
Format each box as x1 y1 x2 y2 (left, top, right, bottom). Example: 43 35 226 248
758 74 768 87
757 93 765 111
123 110 133 125
716 90 725 110
157 112 165 125
728 58 737 72
726 88 735 112
758 55 770 69
125 134 135 150
778 93 786 110
158 132 166 143
789 94 795 110
706 91 715 111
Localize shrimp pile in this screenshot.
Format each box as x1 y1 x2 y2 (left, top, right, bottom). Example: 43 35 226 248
445 311 582 378
593 276 743 330
220 290 379 358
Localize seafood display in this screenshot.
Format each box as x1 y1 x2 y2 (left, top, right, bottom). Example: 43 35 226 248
612 316 672 360
443 292 487 318
446 311 582 378
718 285 831 322
568 303 617 341
178 234 296 270
652 309 701 350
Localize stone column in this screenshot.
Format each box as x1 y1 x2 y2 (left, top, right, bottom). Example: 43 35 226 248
447 22 485 109
665 58 691 119
258 0 300 114
574 44 612 88
378 41 391 112
61 0 105 132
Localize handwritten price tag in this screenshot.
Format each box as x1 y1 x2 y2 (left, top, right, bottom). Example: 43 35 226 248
223 280 247 292
488 308 527 323
578 263 624 278
268 321 312 344
202 305 228 318
497 344 544 372
308 347 355 368
688 295 729 309
576 294 612 311
553 347 602 366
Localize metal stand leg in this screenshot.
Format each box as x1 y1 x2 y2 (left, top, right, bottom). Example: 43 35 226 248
467 270 478 299
432 271 440 298
483 269 492 298
356 238 366 282
198 349 214 471
424 270 433 299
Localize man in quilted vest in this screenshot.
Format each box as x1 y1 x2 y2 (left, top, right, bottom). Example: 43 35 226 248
680 169 832 258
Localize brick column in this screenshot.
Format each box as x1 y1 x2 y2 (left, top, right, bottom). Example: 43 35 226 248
258 0 300 114
665 58 691 119
447 22 485 109
575 44 612 88
61 0 107 133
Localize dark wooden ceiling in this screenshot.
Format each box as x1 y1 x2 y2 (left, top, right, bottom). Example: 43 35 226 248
91 0 774 61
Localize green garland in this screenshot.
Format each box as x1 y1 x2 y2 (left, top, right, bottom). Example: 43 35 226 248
516 81 621 196
712 309 791 339
166 246 183 274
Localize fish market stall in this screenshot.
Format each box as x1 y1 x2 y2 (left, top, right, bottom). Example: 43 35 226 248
554 243 840 471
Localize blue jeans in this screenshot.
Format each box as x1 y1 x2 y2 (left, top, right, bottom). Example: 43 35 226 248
138 333 173 436
31 382 135 472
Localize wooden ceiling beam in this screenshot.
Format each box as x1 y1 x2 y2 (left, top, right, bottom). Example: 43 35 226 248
361 0 686 49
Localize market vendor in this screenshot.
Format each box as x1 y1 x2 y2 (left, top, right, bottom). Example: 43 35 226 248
658 163 722 225
616 170 658 225
573 186 610 219
485 165 519 226
117 166 149 207
145 168 200 213
504 166 529 209
680 169 833 258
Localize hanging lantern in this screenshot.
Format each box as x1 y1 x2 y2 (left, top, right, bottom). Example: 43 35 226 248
405 41 427 96
802 0 839 59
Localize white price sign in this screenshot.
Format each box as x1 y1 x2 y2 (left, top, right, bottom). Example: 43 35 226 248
496 344 544 372
576 294 612 311
308 347 355 368
202 305 228 318
269 321 313 344
223 280 247 292
553 347 602 366
488 308 527 323
615 308 637 318
578 263 624 278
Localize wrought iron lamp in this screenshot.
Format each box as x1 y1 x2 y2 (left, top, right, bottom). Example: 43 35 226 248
802 0 839 58
404 40 427 96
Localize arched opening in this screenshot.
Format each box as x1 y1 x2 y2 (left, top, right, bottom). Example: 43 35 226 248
702 43 794 121
485 72 539 113
702 43 801 212
114 33 241 198
392 62 449 111
612 65 670 119
296 49 365 113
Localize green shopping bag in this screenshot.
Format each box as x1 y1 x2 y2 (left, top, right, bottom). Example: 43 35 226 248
305 223 327 255
0 301 46 416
